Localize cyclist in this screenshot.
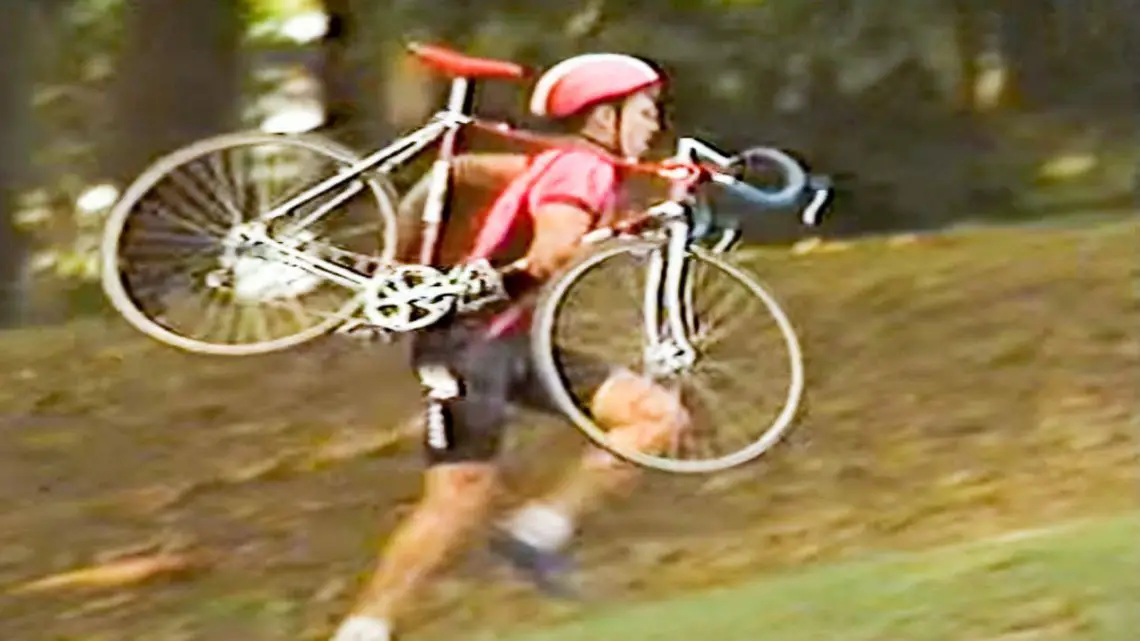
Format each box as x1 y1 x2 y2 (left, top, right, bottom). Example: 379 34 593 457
331 53 690 641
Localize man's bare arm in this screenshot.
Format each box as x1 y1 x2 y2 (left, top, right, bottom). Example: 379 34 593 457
523 203 593 278
496 202 593 298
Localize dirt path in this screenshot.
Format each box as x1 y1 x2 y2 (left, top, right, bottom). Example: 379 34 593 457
1 222 1136 640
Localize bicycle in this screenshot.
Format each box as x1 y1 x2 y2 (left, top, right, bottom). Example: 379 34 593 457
100 42 833 474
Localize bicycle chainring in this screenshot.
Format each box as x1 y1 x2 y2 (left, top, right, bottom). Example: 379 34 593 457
361 264 457 332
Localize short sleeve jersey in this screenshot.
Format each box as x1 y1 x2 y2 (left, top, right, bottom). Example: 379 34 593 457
467 148 619 261
466 147 621 336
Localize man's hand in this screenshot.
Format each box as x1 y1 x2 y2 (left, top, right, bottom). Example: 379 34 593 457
451 259 511 308
489 203 594 301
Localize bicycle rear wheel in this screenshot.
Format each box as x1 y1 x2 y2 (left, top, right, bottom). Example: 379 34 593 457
101 131 398 355
531 240 805 474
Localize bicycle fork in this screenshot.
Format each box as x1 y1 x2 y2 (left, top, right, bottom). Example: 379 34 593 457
642 218 700 378
639 204 745 377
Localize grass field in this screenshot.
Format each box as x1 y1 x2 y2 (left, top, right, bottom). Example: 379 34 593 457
0 218 1136 640
499 512 1140 641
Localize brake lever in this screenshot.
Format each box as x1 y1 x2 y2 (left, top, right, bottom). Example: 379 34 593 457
801 174 833 227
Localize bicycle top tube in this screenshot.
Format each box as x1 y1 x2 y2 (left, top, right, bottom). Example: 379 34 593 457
398 41 813 211
465 119 711 180
463 120 821 222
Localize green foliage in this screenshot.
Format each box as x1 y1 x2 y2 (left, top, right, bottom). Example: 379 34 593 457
9 0 1134 318
244 0 324 43
21 0 300 288
19 0 124 288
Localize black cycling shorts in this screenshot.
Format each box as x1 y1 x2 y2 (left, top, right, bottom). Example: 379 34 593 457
409 318 613 465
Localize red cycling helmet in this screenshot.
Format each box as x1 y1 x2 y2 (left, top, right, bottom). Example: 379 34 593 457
529 53 664 119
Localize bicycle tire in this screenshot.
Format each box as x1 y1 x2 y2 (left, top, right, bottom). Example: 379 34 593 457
100 130 399 356
530 239 805 474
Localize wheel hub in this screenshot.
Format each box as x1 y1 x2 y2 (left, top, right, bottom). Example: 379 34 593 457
644 339 697 377
207 223 324 303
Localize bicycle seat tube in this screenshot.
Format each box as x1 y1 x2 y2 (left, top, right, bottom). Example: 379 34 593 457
418 77 476 265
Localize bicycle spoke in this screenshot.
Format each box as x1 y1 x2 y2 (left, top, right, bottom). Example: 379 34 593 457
254 148 272 218
120 237 215 263
227 145 248 216
167 165 234 234
176 286 215 341
186 158 238 228
683 370 745 453
203 153 245 225
692 276 748 335
281 293 316 328
104 131 397 355
125 227 216 248
263 148 325 212
140 192 226 239
534 242 804 473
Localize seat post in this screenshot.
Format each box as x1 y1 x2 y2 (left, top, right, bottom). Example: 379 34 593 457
417 76 474 266
444 77 474 116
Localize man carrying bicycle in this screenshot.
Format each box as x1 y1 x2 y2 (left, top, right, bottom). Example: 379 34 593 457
331 53 691 641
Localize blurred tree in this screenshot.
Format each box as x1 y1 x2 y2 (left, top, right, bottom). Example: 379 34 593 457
0 1 38 326
102 0 244 182
1 0 1128 315
950 0 987 111
320 0 357 131
319 0 387 146
998 0 1063 109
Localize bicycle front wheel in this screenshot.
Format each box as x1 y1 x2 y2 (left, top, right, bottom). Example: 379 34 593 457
101 131 398 356
531 240 805 474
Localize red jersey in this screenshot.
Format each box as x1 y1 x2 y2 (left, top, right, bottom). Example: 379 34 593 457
466 147 621 336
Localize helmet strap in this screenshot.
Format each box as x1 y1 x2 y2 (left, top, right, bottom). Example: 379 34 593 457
577 131 618 154
577 101 628 157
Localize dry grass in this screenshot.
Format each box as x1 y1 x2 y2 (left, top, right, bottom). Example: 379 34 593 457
0 219 1136 640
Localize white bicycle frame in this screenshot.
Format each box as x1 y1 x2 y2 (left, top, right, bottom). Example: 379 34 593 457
225 73 830 343
217 76 481 319
256 76 478 265
620 138 832 376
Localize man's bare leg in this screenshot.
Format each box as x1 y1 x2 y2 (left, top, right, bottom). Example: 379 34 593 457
332 462 498 641
496 372 688 569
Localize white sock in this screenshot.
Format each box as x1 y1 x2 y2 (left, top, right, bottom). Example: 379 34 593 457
505 504 575 552
330 616 392 641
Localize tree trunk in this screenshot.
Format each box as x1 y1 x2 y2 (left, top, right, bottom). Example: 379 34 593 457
997 0 1062 109
320 0 386 147
1110 0 1140 109
320 0 358 136
951 0 986 111
104 0 242 182
0 1 37 327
